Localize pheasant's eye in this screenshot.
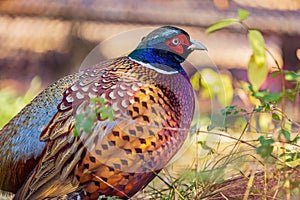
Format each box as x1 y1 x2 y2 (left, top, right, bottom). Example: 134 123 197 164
172 38 180 46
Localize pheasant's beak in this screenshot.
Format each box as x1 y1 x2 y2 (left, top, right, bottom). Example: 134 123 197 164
188 39 207 51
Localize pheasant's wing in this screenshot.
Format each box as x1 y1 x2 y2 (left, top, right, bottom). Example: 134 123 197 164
14 58 137 199
0 73 79 193
0 59 117 193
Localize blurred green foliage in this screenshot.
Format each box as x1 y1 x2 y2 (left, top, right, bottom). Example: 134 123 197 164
0 77 41 129
206 9 249 34
248 30 268 91
190 68 233 107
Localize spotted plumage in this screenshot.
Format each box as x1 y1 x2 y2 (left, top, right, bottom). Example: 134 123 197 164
0 26 207 199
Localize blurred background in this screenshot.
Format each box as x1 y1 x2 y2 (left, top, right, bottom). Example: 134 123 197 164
0 0 299 85
0 0 299 127
0 0 299 129
0 1 300 198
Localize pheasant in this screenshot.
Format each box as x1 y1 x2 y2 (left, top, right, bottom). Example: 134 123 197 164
0 26 207 199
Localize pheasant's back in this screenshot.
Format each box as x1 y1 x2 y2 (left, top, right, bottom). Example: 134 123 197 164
0 58 118 193
0 73 79 192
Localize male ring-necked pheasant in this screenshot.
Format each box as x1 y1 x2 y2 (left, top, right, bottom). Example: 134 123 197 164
0 26 207 199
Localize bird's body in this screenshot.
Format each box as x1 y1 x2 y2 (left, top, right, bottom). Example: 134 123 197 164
0 26 206 199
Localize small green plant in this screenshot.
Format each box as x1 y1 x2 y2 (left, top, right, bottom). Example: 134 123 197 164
221 105 247 117
256 136 275 158
204 8 300 200
73 96 114 136
98 195 121 200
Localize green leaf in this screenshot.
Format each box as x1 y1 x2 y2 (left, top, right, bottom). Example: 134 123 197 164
98 106 114 121
252 90 269 99
252 90 283 104
262 92 283 103
74 113 85 137
198 141 214 151
258 136 274 145
264 104 271 112
254 105 263 112
206 19 239 34
291 135 300 144
256 145 273 158
82 118 94 134
238 9 250 21
90 98 97 104
279 129 291 142
99 96 106 104
248 30 267 68
207 124 215 131
221 105 237 116
248 54 268 91
102 109 109 120
287 159 300 168
271 71 281 78
286 91 296 102
285 72 294 80
98 195 121 200
107 108 114 121
218 74 233 106
285 71 300 82
227 105 237 111
73 96 114 137
190 72 201 91
256 136 274 158
75 113 85 123
73 128 79 137
272 113 280 121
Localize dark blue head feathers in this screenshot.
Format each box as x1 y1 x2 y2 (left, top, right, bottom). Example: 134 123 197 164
128 26 207 73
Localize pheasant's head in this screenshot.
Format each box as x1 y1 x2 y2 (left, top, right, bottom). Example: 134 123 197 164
129 26 207 73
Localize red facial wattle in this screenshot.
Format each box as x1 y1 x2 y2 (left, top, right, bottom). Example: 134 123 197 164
164 34 191 55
